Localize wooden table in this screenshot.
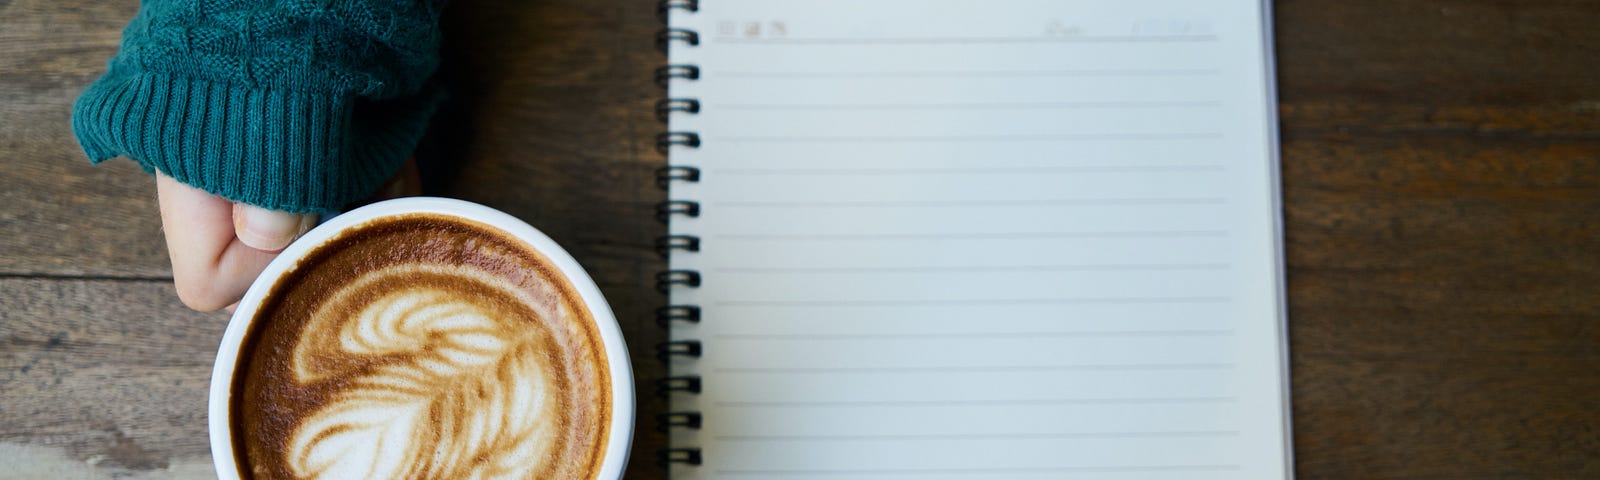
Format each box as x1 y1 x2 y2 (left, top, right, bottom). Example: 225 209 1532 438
2 0 1595 478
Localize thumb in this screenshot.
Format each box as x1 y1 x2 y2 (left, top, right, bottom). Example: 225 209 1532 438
233 204 317 252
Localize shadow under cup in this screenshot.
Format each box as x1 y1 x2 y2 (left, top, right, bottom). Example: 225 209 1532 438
207 197 634 480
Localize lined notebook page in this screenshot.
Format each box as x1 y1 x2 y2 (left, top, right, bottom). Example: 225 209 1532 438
664 1 1288 478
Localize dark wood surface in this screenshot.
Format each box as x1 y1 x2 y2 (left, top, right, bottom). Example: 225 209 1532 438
1 0 1595 478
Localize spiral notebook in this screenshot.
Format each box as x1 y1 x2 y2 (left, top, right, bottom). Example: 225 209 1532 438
654 0 1289 478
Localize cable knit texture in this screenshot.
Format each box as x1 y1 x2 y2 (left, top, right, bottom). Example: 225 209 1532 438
73 0 447 212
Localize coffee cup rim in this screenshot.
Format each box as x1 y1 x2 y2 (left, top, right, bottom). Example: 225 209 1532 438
207 197 635 480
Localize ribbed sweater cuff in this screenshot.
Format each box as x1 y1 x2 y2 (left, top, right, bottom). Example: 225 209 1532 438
72 72 439 213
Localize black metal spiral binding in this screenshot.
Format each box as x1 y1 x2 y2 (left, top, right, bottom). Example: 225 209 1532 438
656 28 700 51
655 165 700 188
655 270 702 293
658 448 704 466
655 0 703 468
656 340 703 360
655 305 701 327
655 98 701 122
656 0 698 18
655 376 703 396
655 235 701 257
655 132 701 153
654 200 700 223
657 412 703 431
654 65 700 88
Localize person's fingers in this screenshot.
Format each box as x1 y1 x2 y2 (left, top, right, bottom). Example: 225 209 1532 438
233 203 316 251
156 175 283 311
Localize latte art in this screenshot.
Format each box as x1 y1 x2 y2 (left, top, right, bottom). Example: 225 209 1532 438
230 215 610 480
288 265 561 479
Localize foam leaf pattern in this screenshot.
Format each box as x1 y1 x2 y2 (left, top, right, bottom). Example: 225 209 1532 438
287 287 559 479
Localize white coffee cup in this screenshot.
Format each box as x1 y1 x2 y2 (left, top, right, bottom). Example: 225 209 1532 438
207 197 634 479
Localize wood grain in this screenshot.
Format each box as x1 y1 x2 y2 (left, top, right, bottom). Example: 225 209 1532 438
0 0 169 278
1275 0 1600 107
1274 1 1600 477
0 279 219 477
1 0 1596 478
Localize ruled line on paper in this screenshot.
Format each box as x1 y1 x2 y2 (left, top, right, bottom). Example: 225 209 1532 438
713 330 1234 340
715 465 1243 476
711 35 1220 45
715 230 1230 241
711 263 1228 274
714 69 1221 79
716 133 1223 143
714 102 1221 111
715 397 1239 408
716 297 1231 307
711 165 1225 175
715 431 1241 442
713 363 1236 374
713 198 1226 208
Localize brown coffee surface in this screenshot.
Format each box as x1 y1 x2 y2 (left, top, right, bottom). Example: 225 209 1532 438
232 214 610 480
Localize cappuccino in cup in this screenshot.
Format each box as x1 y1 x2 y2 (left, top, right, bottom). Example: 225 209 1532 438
209 198 633 480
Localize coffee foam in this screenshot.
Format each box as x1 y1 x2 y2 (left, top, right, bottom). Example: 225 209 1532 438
231 214 609 480
286 265 561 479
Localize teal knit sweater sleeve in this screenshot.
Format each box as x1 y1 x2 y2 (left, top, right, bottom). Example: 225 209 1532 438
73 0 447 213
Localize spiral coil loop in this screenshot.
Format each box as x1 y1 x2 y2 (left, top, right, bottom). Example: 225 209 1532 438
655 305 702 327
658 448 704 466
655 270 702 293
657 28 701 51
656 340 704 360
656 0 703 467
655 166 700 189
656 412 704 431
654 65 700 88
655 132 701 153
655 376 703 396
657 0 698 18
654 200 700 223
655 98 701 122
655 235 701 257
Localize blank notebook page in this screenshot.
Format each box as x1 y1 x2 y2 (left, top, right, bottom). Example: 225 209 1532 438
664 1 1288 478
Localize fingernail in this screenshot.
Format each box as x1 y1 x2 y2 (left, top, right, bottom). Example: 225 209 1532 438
235 204 315 251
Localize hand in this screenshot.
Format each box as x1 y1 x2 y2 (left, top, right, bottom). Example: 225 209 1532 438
155 160 421 312
156 174 316 312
